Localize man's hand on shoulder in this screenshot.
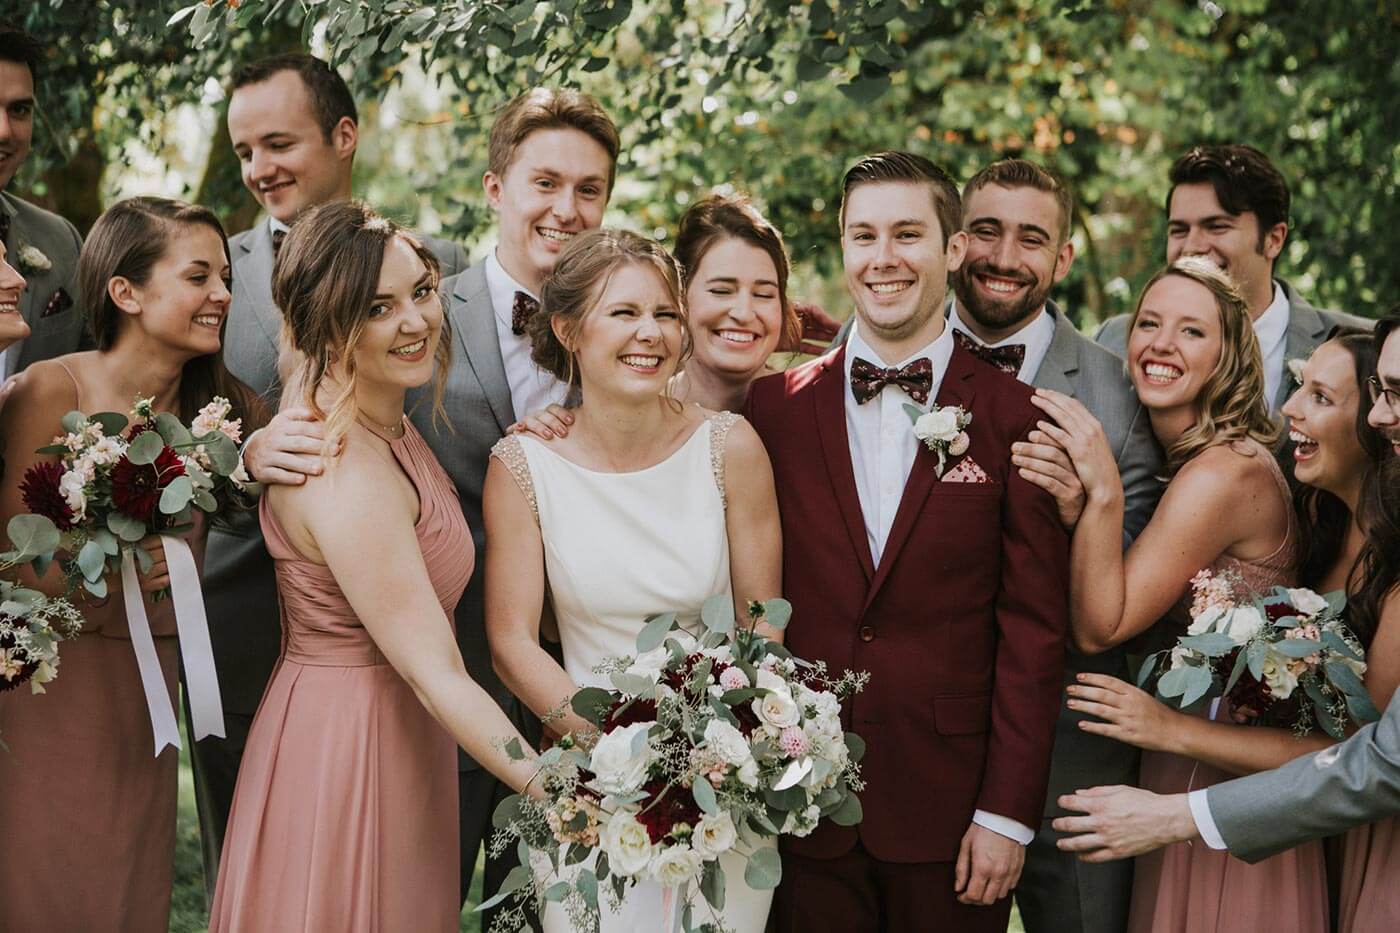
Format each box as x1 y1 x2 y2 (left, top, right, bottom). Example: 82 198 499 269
1052 785 1199 862
244 407 331 486
954 822 1024 906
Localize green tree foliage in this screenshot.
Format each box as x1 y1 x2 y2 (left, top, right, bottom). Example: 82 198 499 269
14 0 1399 322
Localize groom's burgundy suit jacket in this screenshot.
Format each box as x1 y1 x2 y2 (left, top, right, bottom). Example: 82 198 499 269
745 342 1070 863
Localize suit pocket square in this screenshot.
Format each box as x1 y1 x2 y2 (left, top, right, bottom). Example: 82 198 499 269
942 457 991 483
42 287 73 318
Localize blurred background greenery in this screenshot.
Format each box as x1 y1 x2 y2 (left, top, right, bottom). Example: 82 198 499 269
7 0 1399 327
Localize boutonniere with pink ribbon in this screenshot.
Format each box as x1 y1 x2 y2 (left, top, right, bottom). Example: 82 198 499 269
904 403 972 478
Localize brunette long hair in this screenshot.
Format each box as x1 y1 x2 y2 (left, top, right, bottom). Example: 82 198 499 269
78 197 264 429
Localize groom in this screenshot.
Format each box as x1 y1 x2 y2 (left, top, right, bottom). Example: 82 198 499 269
746 151 1070 931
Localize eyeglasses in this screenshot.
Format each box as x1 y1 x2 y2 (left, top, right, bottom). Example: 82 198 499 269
1367 375 1400 411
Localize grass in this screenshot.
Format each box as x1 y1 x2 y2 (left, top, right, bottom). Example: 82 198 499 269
170 741 1021 932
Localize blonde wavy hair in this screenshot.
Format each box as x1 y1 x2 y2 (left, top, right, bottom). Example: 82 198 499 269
1128 255 1281 475
271 200 450 458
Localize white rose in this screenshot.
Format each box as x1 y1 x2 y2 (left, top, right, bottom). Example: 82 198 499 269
89 436 124 465
782 804 822 838
1285 588 1330 618
1223 606 1265 644
649 844 704 886
1168 646 1191 671
625 645 671 683
690 812 738 859
736 757 760 788
703 718 754 767
58 470 87 518
1186 605 1224 636
18 244 50 272
1260 651 1300 700
588 721 655 796
753 669 800 729
599 810 655 877
914 408 960 443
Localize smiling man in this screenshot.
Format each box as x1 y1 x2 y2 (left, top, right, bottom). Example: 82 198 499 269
1370 307 1400 457
0 21 85 380
747 151 1070 933
1095 145 1368 409
946 159 1160 933
193 52 468 901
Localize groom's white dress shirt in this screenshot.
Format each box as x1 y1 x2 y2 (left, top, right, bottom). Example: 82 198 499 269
485 250 568 419
843 321 1035 847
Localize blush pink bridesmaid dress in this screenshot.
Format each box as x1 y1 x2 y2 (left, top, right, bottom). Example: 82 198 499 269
209 420 472 932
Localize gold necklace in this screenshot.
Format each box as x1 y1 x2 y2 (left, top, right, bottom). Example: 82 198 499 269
357 413 406 440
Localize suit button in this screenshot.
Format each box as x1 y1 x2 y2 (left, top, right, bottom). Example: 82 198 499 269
859 625 875 642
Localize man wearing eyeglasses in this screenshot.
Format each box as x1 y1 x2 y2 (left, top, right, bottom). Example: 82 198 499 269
1369 308 1400 455
1096 145 1370 409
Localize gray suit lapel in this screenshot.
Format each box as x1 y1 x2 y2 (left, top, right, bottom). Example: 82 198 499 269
237 223 281 348
449 264 515 433
1279 281 1328 409
1030 302 1079 397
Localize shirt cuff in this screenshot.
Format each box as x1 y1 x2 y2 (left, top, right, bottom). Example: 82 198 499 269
1188 789 1227 850
972 810 1035 846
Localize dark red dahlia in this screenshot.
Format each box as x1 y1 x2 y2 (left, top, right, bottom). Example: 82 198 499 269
20 461 75 529
110 443 185 522
1265 602 1293 622
604 696 658 731
635 779 703 844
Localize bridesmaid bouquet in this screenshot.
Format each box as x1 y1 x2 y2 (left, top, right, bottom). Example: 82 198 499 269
486 597 868 933
0 515 82 697
18 395 250 599
1141 570 1380 737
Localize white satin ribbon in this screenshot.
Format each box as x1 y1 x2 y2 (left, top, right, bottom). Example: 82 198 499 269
121 534 226 756
661 882 687 932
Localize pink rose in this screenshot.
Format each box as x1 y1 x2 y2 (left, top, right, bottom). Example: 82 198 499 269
949 432 970 457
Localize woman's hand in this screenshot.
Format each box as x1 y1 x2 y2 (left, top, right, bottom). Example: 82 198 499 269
1013 428 1086 529
1030 389 1121 502
1066 673 1180 754
507 404 574 440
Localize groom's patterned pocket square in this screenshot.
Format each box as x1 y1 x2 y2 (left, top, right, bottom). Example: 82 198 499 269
942 456 991 483
42 287 73 318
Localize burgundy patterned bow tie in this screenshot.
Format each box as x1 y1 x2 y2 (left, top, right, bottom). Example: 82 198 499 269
850 356 934 405
511 290 540 337
953 329 1025 375
271 227 287 257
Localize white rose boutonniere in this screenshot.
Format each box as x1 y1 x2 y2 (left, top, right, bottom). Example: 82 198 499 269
904 403 972 477
18 244 51 274
1286 357 1307 387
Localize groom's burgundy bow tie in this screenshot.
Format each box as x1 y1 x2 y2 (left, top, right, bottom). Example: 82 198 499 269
850 356 933 405
511 290 540 336
953 329 1025 376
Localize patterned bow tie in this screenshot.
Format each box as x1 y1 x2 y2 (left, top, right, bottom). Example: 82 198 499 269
271 227 287 257
850 356 934 405
511 290 540 337
953 329 1025 376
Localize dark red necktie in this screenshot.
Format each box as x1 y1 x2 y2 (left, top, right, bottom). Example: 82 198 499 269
511 291 540 336
271 228 287 257
953 329 1025 376
850 356 934 405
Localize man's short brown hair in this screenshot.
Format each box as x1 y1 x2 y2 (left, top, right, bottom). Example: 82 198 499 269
962 158 1075 244
231 53 358 143
839 151 961 248
488 88 620 196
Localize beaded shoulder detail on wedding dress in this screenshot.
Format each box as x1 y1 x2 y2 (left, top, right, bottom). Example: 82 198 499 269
490 435 537 522
706 410 740 510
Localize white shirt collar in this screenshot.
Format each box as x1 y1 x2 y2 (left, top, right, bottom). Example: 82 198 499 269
484 249 537 329
268 216 291 236
1254 281 1290 356
947 299 1057 383
844 318 955 404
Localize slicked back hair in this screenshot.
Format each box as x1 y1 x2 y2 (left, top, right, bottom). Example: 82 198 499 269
963 158 1075 245
1167 145 1290 249
231 53 358 142
839 150 961 248
0 20 41 79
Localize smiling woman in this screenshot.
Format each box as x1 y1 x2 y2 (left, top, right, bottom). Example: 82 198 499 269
0 241 30 352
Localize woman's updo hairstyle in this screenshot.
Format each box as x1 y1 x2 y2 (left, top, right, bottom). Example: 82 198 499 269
673 193 801 350
272 199 448 455
528 228 688 387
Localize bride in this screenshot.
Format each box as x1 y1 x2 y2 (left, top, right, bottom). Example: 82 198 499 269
485 228 782 931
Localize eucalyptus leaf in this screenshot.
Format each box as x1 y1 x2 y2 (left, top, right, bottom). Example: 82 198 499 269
201 432 240 474
636 611 677 653
1247 639 1270 680
90 411 129 436
1271 638 1323 659
543 882 571 902
60 411 86 435
126 429 166 466
610 672 657 697
692 776 719 815
473 864 531 912
154 412 192 446
700 594 734 635
135 546 154 576
490 793 523 830
577 867 598 909
76 539 107 582
92 527 120 556
844 731 866 763
1155 664 1193 700
192 488 218 512
570 686 614 726
1177 632 1239 656
1179 663 1215 708
1223 646 1250 694
1303 678 1343 739
1324 661 1381 724
1321 630 1363 661
700 858 726 911
159 476 194 515
743 845 782 890
829 790 864 826
83 574 108 599
761 598 793 630
7 514 60 560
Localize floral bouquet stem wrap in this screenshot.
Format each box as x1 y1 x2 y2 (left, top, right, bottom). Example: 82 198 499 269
482 597 868 933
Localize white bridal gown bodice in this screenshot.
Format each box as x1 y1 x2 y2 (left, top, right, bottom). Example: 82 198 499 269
497 411 774 933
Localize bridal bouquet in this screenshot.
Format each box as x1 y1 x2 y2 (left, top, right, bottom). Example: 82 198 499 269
18 396 250 599
484 597 868 933
0 514 82 696
1142 570 1379 737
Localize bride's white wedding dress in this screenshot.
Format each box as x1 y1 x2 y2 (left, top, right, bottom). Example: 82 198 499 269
493 411 774 933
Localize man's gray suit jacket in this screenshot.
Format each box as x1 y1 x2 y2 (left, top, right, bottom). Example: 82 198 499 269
205 220 468 718
0 191 86 373
1208 688 1400 864
1093 279 1374 410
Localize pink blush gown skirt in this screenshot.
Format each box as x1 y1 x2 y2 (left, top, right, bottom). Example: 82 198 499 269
209 423 473 933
